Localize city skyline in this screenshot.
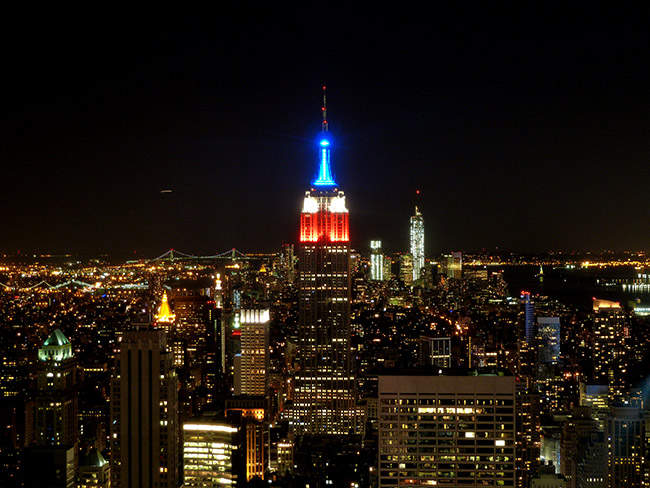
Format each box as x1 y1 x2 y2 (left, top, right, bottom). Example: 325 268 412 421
1 9 648 255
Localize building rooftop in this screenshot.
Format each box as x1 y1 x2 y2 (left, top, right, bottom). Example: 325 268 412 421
81 449 108 467
43 329 70 347
377 366 513 377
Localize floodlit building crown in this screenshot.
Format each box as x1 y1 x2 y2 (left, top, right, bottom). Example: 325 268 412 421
38 329 73 362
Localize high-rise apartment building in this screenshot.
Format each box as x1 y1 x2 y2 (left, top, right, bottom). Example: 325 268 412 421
235 308 270 396
370 240 384 281
292 92 357 435
110 329 179 488
592 299 627 402
409 206 424 282
378 368 516 487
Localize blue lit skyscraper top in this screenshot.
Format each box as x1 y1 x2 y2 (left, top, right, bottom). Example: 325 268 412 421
311 86 337 188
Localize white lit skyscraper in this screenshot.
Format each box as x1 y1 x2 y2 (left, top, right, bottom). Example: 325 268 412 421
235 308 270 396
292 90 357 435
370 240 384 281
410 206 424 283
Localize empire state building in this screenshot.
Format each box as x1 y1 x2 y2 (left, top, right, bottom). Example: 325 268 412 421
292 90 358 435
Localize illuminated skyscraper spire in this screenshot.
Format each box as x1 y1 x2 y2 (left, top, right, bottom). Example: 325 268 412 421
322 85 328 133
312 85 337 187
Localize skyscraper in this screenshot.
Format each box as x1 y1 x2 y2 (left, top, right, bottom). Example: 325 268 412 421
537 317 562 411
592 299 627 402
606 406 644 488
292 90 357 435
110 329 179 488
409 206 424 282
441 252 463 280
34 329 78 450
521 291 535 345
370 240 384 281
235 308 270 396
537 317 561 367
25 329 78 488
399 253 413 286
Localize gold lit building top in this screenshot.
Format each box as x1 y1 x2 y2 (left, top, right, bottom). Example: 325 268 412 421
156 291 175 323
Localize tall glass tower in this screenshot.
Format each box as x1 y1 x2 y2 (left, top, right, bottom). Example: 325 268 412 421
370 240 384 281
292 90 357 435
410 206 424 282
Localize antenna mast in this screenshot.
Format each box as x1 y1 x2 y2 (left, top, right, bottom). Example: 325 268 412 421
322 85 328 133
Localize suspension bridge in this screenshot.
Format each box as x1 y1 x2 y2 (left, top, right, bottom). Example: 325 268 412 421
148 247 252 262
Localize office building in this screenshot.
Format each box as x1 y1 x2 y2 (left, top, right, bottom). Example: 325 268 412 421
293 94 357 435
281 243 296 284
34 329 78 450
516 381 541 488
183 420 239 487
171 287 220 370
561 406 606 488
378 368 516 487
22 446 75 488
580 384 609 430
592 299 627 402
383 255 392 281
399 253 413 286
370 240 384 281
235 308 270 396
537 317 562 410
442 251 463 280
110 329 179 488
417 336 452 368
277 439 295 476
606 406 644 488
225 397 266 483
537 317 560 367
521 291 535 345
530 464 567 487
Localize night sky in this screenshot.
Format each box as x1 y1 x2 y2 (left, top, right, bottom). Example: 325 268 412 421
1 8 648 256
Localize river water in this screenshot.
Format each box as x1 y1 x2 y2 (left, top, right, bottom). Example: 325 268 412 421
500 265 649 312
